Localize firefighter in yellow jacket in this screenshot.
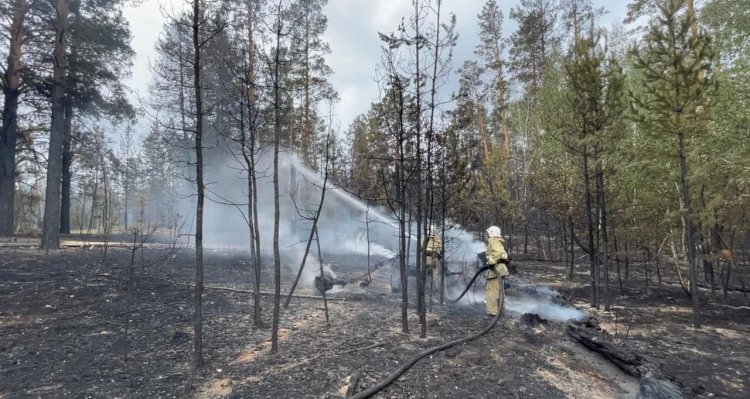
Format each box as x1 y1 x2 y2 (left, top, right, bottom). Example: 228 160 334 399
423 226 443 289
485 225 508 316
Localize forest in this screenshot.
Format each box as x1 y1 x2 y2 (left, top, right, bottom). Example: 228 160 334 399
1 0 749 398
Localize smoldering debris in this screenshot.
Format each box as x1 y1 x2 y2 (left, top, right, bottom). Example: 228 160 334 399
520 312 549 328
314 266 348 294
500 279 584 322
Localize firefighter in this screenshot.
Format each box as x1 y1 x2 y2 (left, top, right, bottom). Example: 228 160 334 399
485 225 509 317
423 225 443 289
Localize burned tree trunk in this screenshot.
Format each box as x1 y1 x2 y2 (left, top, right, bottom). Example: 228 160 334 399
244 0 263 327
0 0 27 236
271 2 284 353
192 0 205 368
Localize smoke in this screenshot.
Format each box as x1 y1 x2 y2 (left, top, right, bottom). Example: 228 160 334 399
181 146 489 291
505 296 584 322
508 281 584 321
445 276 584 322
170 147 588 323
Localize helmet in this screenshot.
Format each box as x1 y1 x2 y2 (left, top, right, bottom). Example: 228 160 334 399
486 226 502 238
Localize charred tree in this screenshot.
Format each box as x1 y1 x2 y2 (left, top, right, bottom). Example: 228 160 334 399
270 0 287 353
0 0 27 236
191 0 205 368
412 0 427 339
242 0 263 327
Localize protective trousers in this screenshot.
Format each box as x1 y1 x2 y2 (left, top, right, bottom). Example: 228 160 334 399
426 255 440 289
486 276 502 316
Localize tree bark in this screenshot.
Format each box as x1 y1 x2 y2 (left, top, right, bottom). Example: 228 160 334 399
60 104 73 234
0 0 27 236
271 3 284 353
244 0 262 327
568 217 575 279
678 129 700 328
191 0 205 368
397 87 409 335
413 0 426 338
41 0 71 250
596 159 610 310
582 147 597 307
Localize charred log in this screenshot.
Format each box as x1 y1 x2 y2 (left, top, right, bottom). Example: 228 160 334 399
315 271 347 294
566 317 683 398
520 313 548 328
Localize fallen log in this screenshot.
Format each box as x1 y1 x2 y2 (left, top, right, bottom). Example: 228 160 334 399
566 318 657 378
566 317 683 399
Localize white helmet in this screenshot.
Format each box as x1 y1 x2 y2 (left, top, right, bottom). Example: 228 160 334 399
486 226 502 238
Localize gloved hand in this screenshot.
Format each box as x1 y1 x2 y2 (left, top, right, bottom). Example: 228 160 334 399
486 263 509 277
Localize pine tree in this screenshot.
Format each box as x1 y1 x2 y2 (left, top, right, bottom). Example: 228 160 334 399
288 0 335 166
565 25 625 309
40 0 71 250
631 0 715 328
509 0 560 98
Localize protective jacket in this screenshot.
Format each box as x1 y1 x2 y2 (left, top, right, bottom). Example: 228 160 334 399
423 234 443 258
485 236 508 278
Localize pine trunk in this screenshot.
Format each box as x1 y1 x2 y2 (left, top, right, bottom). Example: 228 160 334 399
0 0 26 236
41 0 70 250
582 147 597 307
245 0 262 327
596 160 610 310
678 129 700 328
60 104 73 234
192 0 205 368
271 10 283 353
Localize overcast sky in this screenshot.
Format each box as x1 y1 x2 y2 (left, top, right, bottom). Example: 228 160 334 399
122 0 629 135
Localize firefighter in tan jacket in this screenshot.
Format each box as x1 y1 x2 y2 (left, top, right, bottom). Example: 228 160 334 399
423 226 443 289
485 225 509 316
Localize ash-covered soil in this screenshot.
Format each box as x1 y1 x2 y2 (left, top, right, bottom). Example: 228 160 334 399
521 257 750 398
1 241 745 398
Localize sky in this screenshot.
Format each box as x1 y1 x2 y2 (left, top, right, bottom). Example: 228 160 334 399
122 0 629 137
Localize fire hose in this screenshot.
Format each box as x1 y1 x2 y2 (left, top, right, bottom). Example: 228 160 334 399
349 263 507 399
446 258 512 303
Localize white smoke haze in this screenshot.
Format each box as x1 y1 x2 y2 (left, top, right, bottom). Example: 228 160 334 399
505 296 584 322
441 276 584 322
182 147 488 291
507 281 584 321
179 147 585 324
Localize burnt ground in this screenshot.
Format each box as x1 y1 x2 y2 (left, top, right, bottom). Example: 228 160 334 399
0 239 747 398
522 256 750 398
